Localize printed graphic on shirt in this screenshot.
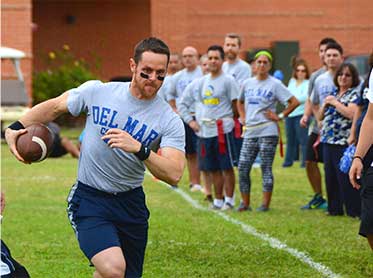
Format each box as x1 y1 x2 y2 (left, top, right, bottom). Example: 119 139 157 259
203 85 220 105
92 106 159 147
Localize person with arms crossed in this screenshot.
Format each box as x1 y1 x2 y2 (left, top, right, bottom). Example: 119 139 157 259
299 38 337 210
350 68 373 249
179 45 239 210
5 37 185 278
237 50 299 212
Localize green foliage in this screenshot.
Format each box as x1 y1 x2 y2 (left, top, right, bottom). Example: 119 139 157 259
32 45 99 105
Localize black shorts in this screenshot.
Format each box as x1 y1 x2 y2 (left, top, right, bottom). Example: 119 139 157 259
49 133 68 158
305 132 323 162
67 182 150 277
184 122 198 155
359 167 373 237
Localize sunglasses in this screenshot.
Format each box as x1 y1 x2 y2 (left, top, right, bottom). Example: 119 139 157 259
296 68 306 72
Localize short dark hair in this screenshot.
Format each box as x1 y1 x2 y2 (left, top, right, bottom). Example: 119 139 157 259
134 37 170 64
207 45 225 60
292 58 310 80
225 33 242 47
333 63 360 90
325 42 343 55
319 37 337 47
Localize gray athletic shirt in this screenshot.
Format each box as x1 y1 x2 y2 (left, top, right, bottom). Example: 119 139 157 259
307 67 326 134
222 59 252 86
179 73 239 138
67 80 185 193
239 76 292 138
156 75 172 102
310 71 336 134
166 67 203 112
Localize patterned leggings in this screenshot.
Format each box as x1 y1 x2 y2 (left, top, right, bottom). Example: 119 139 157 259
238 136 278 193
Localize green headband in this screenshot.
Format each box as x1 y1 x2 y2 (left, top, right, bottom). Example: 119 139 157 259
254 50 273 62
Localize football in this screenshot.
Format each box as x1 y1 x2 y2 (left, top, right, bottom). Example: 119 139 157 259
16 123 54 163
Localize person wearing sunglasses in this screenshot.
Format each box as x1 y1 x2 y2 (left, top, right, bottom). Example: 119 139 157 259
283 58 310 168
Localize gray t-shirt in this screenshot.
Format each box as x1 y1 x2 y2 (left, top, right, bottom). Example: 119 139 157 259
157 75 172 102
239 76 292 138
179 73 239 138
166 67 203 112
308 67 326 98
310 71 337 134
67 80 185 193
307 67 326 134
222 59 252 87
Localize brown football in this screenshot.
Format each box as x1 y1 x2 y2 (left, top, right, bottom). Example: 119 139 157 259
16 123 54 163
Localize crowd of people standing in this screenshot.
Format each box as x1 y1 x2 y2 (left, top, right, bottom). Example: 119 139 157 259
160 34 372 224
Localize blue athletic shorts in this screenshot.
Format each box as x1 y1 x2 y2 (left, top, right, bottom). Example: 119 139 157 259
184 122 198 155
198 131 237 171
67 182 150 278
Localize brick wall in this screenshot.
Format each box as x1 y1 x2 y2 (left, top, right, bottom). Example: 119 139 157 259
151 0 373 72
33 0 151 81
1 0 32 104
3 0 372 101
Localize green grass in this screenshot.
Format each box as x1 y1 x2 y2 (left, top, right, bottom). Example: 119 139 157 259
1 143 373 278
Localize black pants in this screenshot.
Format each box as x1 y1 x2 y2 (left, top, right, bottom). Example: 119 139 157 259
323 143 361 217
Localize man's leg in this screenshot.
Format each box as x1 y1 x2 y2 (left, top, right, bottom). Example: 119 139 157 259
61 137 80 158
91 247 125 278
185 125 201 190
186 153 201 186
211 170 224 208
302 133 326 209
305 161 322 194
202 170 213 201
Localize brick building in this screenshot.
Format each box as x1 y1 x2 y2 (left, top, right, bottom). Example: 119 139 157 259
2 0 373 99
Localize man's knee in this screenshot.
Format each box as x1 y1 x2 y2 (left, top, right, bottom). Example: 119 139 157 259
91 247 126 278
94 261 126 278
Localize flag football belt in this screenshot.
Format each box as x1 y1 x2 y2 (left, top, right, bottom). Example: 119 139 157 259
201 118 233 154
243 121 284 158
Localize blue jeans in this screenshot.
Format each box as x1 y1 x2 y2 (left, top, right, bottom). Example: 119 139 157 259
284 115 308 167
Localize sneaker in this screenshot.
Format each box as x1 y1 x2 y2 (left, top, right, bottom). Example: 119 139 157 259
209 204 222 210
316 199 328 210
221 203 234 211
236 202 252 212
204 195 213 203
252 162 260 168
256 205 269 212
301 194 327 210
190 184 203 192
170 185 178 190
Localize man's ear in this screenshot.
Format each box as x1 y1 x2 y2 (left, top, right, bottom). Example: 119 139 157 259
129 58 136 73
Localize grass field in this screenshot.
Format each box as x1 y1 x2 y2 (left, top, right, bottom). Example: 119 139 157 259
1 137 373 278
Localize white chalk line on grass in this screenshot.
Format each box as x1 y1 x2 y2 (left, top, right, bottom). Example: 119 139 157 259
146 173 340 278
